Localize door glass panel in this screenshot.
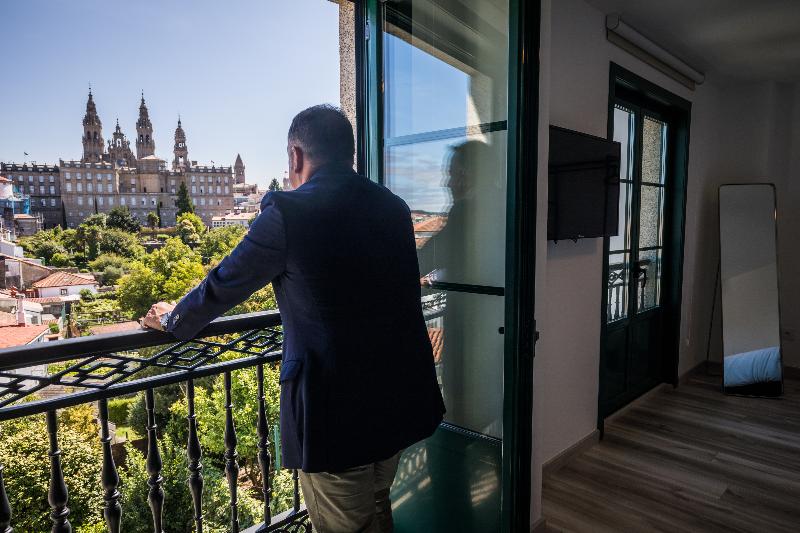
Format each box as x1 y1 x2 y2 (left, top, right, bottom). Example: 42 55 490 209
642 116 666 184
424 288 504 437
383 0 507 432
383 1 508 138
636 248 661 311
607 105 634 323
638 184 663 248
607 252 629 322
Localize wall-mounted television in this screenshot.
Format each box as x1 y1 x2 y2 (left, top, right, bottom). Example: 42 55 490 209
548 125 621 241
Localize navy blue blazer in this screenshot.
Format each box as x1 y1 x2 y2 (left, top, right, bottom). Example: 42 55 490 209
167 164 445 472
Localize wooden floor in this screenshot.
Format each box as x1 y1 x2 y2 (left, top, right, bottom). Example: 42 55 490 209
542 368 800 532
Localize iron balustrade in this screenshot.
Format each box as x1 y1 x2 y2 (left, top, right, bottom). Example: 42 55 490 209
607 260 651 322
0 310 311 533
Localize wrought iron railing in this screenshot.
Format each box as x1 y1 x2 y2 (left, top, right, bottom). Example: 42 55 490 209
0 310 311 532
607 260 650 322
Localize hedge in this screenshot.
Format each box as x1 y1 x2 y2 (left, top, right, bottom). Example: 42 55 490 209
106 396 135 425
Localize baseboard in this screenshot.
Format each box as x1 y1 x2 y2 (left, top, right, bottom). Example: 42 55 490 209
542 429 599 477
531 516 548 533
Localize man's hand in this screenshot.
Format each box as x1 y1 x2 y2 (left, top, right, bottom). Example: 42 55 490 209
141 301 177 331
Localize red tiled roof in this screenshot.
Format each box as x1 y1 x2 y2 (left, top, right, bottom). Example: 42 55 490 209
0 254 53 271
32 271 98 289
0 324 49 348
89 321 141 335
413 215 447 233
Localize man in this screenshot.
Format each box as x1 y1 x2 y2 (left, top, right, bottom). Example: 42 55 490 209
143 104 445 533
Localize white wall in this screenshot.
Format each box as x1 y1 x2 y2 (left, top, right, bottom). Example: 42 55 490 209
38 284 97 298
531 0 800 525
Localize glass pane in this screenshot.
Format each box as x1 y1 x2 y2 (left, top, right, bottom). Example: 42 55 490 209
609 181 631 253
642 116 666 184
638 184 663 248
636 248 662 311
607 252 629 322
387 130 507 287
383 1 508 138
424 288 504 437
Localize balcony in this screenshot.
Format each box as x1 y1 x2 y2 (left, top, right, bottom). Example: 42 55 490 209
0 311 311 532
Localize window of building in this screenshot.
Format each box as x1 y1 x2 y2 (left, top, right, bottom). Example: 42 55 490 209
76 173 81 179
225 176 229 184
41 199 46 206
39 185 45 194
141 198 145 205
224 186 229 194
171 188 176 194
77 196 83 205
151 199 156 206
87 182 93 192
200 187 204 194
107 184 112 193
60 289 67 296
66 183 72 192
50 198 56 207
49 175 54 183
191 175 196 183
200 198 206 206
38 175 44 183
28 175 33 183
170 179 175 186
87 172 92 180
28 185 34 194
49 186 55 194
216 186 221 194
77 183 82 192
121 197 126 206
192 186 196 194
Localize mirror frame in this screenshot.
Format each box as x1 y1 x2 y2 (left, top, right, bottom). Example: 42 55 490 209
718 182 784 396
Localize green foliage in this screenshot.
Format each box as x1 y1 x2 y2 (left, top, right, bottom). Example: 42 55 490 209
116 238 204 317
176 212 205 246
268 178 283 192
229 284 277 315
101 265 125 286
118 436 263 533
18 229 68 263
88 253 130 272
82 213 107 228
107 397 135 426
176 181 194 216
0 407 103 531
97 228 145 259
79 288 95 301
106 206 141 233
49 322 60 334
49 252 74 267
198 225 246 264
147 211 160 229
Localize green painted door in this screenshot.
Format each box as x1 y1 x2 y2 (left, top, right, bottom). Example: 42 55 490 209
374 0 513 530
600 101 671 417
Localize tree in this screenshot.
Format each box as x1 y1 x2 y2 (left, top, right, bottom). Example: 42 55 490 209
177 212 204 235
81 213 107 228
97 228 145 259
106 206 141 233
116 238 204 317
146 211 160 230
198 225 246 264
176 213 204 246
175 181 194 215
268 178 283 192
0 406 104 531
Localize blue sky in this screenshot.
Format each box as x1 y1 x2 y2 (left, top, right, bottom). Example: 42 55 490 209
0 0 341 188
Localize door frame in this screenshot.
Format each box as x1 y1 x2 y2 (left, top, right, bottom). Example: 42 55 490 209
598 63 691 429
359 0 540 530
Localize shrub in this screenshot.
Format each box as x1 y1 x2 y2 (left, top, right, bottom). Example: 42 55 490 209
79 288 95 301
107 397 135 426
48 322 60 334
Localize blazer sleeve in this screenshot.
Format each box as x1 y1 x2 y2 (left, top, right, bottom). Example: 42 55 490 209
166 198 286 340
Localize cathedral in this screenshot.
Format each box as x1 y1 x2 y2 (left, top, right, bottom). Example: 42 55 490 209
1 91 245 229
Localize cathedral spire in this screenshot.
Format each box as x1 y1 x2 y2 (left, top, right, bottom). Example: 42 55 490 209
234 153 245 184
82 89 105 163
136 92 155 159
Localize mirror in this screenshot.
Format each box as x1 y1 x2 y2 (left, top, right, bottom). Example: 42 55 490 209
719 184 783 396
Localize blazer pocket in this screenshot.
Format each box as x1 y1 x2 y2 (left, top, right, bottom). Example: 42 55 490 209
280 359 303 383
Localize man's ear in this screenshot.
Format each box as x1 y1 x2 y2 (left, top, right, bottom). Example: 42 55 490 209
290 145 304 174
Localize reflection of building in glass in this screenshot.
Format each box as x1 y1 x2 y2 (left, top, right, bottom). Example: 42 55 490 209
1 91 260 228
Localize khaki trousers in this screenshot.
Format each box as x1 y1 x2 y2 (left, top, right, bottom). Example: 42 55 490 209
299 451 402 533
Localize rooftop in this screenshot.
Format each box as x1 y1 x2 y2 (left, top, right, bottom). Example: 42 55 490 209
32 271 98 289
0 323 49 348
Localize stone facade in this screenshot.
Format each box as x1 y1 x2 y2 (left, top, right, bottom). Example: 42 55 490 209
1 91 247 228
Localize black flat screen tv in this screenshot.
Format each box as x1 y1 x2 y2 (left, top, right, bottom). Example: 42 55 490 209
548 125 621 241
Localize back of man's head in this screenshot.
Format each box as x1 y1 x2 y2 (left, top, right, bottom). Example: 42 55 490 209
288 104 354 167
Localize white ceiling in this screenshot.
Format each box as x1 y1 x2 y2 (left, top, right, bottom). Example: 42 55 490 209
584 0 800 83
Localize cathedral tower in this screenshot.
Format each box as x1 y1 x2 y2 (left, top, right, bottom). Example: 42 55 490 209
108 118 135 167
136 93 156 159
172 117 189 170
81 89 105 163
234 153 245 184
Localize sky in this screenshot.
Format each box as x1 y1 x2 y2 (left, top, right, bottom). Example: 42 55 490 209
0 0 341 188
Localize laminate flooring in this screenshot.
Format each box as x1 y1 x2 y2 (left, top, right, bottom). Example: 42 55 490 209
542 368 800 532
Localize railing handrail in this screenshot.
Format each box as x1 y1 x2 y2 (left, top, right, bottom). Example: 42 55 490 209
0 310 282 373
